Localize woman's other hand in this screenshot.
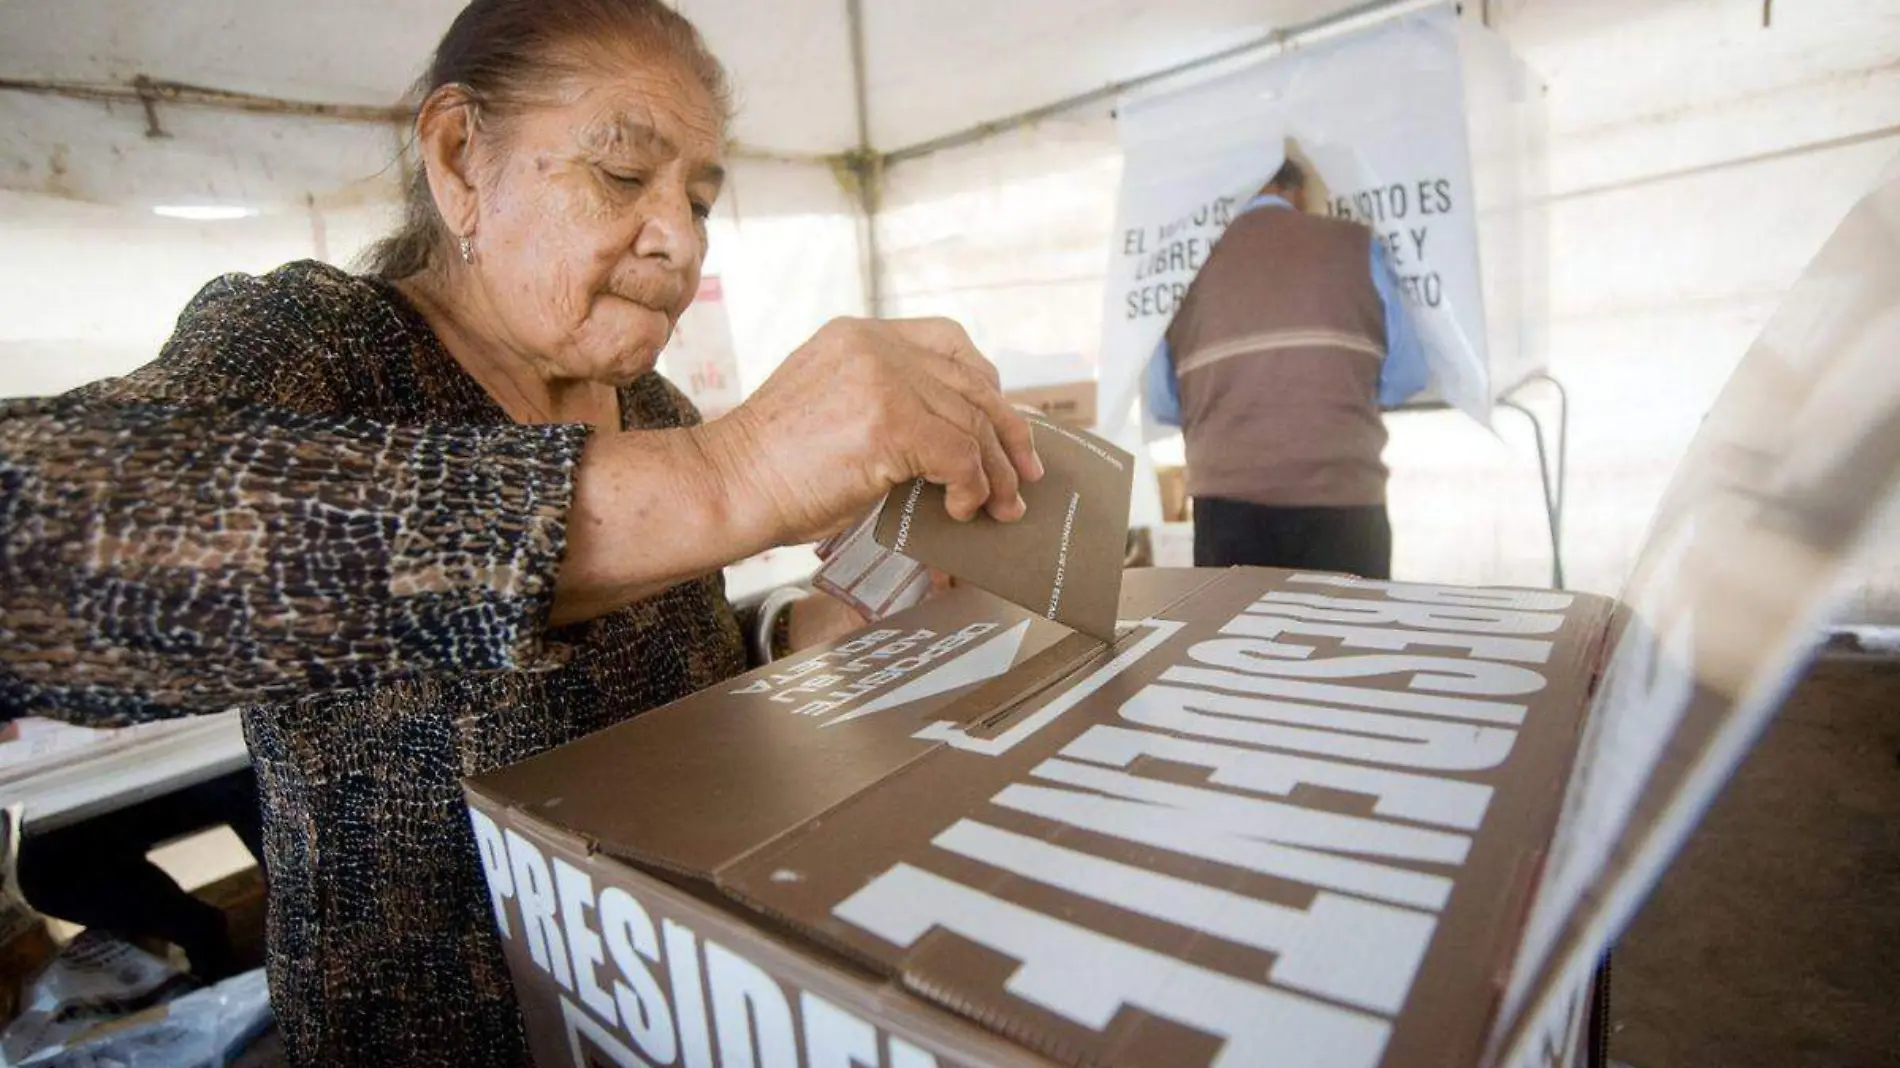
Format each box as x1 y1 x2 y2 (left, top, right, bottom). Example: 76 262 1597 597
786 567 957 654
785 591 867 653
926 567 958 599
707 318 1045 546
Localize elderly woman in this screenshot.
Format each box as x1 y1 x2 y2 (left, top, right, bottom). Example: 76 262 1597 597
0 1 1041 1064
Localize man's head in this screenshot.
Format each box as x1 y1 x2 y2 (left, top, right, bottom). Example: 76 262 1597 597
1258 158 1308 213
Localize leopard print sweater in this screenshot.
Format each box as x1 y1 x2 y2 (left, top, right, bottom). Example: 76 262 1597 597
0 261 747 1066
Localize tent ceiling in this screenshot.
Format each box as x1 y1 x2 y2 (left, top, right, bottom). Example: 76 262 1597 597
0 0 1366 206
849 0 1365 153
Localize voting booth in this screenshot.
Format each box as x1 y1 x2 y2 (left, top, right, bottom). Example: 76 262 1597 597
1094 5 1565 568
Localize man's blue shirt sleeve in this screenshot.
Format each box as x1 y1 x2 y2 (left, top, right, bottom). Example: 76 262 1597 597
1144 335 1184 427
1371 238 1431 408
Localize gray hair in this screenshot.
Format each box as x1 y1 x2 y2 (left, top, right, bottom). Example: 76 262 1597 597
362 0 732 280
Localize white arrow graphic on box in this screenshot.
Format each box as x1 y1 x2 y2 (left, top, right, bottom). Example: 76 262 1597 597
823 621 1032 728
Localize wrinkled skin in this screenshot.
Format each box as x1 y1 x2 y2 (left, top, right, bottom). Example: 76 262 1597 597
404 43 723 424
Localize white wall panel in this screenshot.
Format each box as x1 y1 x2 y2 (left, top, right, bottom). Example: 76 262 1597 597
0 190 400 396
876 117 1121 378
0 156 860 402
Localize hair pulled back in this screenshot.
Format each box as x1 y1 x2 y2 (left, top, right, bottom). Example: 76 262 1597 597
363 0 731 279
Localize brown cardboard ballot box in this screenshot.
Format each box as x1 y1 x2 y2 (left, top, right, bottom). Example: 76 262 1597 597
467 569 1616 1068
465 170 1900 1068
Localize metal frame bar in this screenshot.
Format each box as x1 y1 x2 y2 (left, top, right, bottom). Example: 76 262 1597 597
1391 372 1571 590
1498 372 1570 589
0 75 406 124
843 0 886 313
0 75 824 164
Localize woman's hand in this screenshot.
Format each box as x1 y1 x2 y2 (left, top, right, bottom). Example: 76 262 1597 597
786 591 867 653
704 318 1045 546
554 318 1034 627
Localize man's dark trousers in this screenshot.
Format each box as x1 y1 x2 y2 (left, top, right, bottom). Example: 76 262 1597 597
1192 496 1392 579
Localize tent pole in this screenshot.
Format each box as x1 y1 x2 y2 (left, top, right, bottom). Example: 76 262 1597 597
884 0 1444 166
0 75 406 124
0 75 822 164
844 0 885 316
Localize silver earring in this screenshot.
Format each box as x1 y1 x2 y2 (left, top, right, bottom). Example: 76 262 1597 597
458 235 474 264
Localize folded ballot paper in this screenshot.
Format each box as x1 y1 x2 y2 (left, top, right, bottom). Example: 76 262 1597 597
811 510 934 622
815 412 1134 642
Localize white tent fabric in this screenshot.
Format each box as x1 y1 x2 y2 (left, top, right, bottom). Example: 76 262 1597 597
0 0 1384 398
0 0 1370 200
2 0 1898 610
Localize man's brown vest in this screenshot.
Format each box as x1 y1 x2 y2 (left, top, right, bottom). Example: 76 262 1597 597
1165 204 1391 508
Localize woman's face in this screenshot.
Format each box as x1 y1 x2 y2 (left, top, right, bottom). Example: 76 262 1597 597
467 46 725 385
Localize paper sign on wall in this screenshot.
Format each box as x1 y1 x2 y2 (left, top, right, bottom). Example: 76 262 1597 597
662 275 744 420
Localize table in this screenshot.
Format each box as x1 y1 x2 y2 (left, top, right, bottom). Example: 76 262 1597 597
2 553 823 837
2 713 249 836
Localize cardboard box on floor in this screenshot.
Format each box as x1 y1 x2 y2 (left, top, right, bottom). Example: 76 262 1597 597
464 168 1900 1068
1154 465 1190 524
1005 382 1096 432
